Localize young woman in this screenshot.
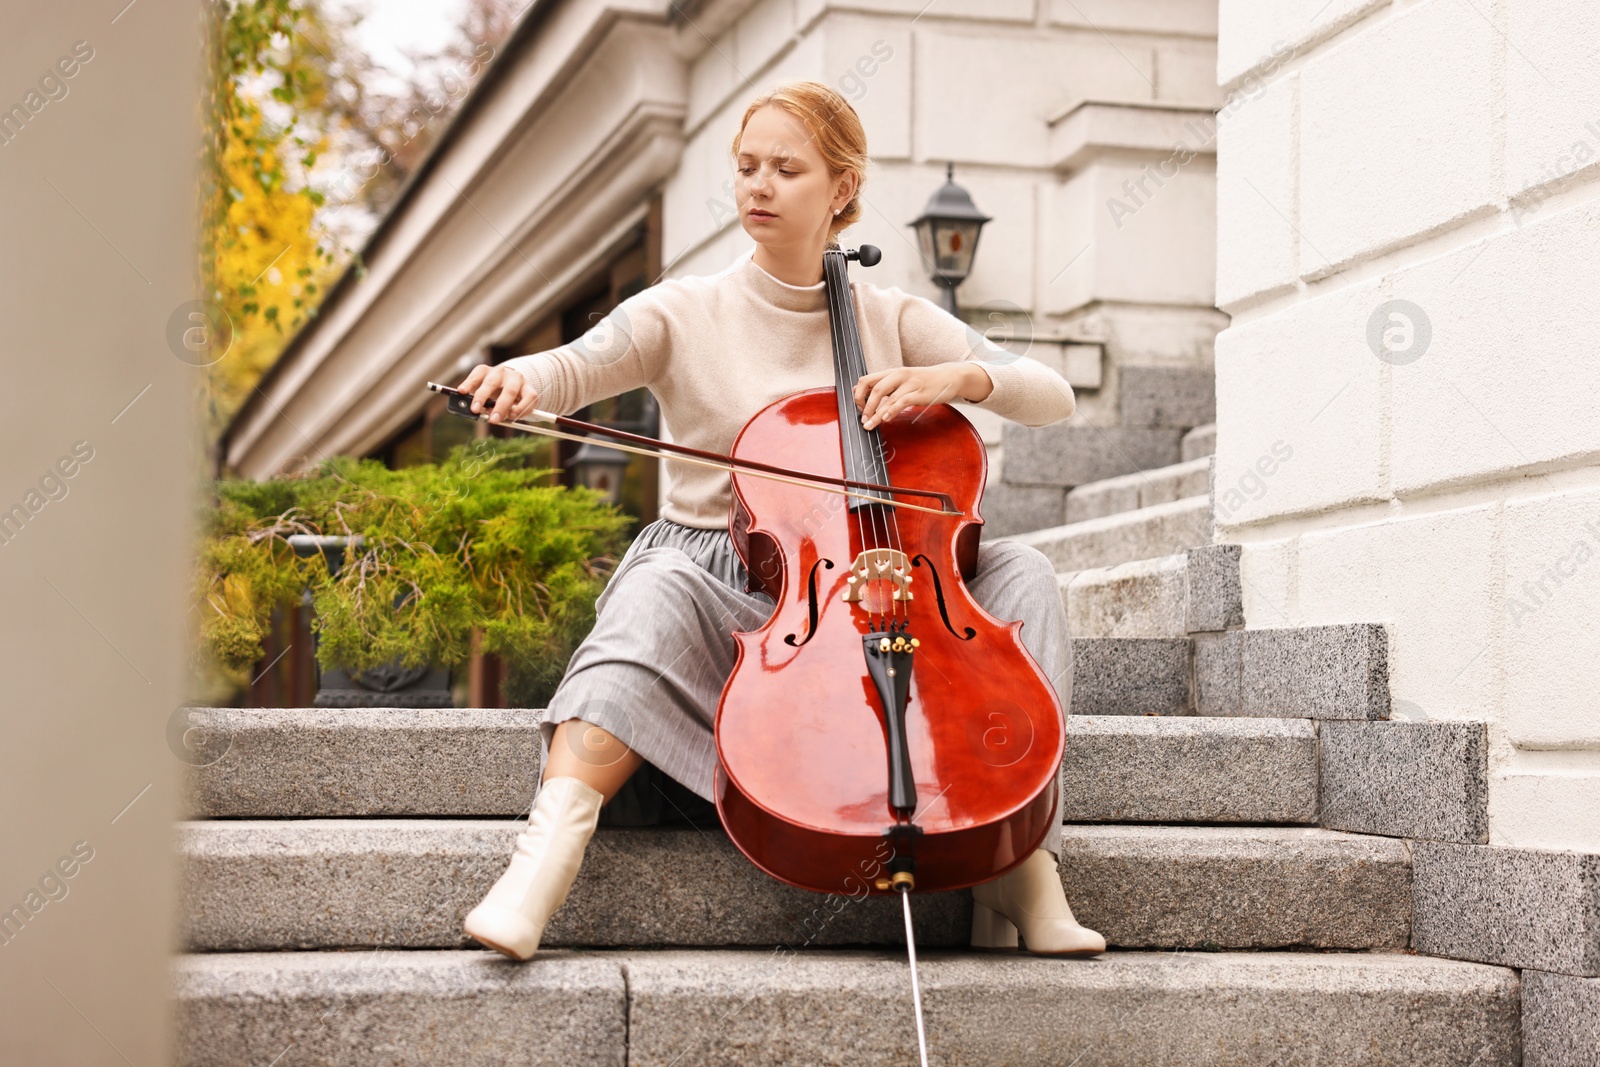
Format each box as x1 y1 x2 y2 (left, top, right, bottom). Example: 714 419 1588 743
456 80 1105 960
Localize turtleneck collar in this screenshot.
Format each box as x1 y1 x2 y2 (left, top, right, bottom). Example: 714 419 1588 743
738 248 829 313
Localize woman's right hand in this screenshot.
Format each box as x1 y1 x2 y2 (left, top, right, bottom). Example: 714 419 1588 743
456 363 539 424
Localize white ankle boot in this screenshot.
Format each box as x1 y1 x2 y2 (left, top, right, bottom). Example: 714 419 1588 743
970 847 1107 957
463 775 605 960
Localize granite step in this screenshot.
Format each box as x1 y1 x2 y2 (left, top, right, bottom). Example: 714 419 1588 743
1063 553 1189 638
180 709 1314 824
1072 619 1393 719
1058 825 1410 950
1070 637 1194 715
1062 544 1243 640
1064 456 1212 523
1004 495 1212 574
173 950 624 1067
180 707 546 819
177 822 1409 952
172 947 1520 1067
1061 715 1317 824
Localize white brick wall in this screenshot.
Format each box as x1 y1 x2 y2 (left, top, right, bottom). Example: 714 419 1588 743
1155 40 1230 107
1493 762 1600 851
913 29 1156 169
1501 484 1600 749
1217 198 1600 518
797 0 1034 25
1214 280 1384 524
1049 0 1218 38
1219 0 1600 850
822 18 912 159
1296 505 1498 723
1504 0 1600 199
1214 71 1297 305
1298 0 1497 273
1217 0 1387 85
1389 201 1600 492
1045 159 1218 316
731 0 796 83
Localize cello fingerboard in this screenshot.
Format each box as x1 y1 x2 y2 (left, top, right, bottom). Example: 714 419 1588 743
823 247 894 510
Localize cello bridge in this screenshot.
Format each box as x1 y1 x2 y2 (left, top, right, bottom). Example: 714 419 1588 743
842 548 914 603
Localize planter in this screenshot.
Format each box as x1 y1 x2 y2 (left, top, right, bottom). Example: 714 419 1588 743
286 534 453 709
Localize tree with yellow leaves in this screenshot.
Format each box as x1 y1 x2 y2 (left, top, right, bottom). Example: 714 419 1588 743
205 104 340 430
198 0 521 439
199 0 371 436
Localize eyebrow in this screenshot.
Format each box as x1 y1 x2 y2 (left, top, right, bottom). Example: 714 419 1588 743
737 150 803 164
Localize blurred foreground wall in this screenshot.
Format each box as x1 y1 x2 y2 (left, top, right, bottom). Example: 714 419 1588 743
0 1 201 1062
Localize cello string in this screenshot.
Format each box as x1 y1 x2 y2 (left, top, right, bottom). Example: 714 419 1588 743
901 886 931 1067
843 250 896 625
827 246 888 627
833 246 903 621
825 249 876 627
840 248 905 621
854 291 906 623
821 248 862 619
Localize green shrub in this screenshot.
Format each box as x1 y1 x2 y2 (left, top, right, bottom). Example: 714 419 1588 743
194 438 631 705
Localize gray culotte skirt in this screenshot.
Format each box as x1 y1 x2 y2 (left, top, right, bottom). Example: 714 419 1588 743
535 516 1070 859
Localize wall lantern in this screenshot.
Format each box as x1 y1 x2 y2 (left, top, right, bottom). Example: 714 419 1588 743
564 439 632 505
907 161 993 316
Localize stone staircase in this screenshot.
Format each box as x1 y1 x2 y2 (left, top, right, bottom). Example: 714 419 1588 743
172 430 1529 1065
172 711 1516 1065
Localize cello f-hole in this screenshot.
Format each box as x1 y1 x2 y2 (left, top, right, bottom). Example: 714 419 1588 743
783 557 834 647
910 554 977 640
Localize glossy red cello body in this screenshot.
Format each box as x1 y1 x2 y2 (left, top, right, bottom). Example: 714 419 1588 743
713 245 1064 896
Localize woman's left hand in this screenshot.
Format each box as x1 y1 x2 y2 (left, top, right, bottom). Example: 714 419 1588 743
853 364 993 429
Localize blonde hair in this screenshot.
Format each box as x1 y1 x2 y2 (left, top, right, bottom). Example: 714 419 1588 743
729 80 868 246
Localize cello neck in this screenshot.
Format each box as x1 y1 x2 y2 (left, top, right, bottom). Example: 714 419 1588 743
822 246 893 509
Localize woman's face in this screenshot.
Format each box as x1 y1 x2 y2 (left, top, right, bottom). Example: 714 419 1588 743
735 105 853 249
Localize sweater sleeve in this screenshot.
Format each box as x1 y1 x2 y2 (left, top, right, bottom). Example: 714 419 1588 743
498 286 672 416
893 289 1076 428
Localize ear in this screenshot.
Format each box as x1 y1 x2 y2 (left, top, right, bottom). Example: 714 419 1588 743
835 170 859 209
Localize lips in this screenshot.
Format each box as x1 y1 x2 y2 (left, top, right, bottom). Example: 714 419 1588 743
749 209 776 218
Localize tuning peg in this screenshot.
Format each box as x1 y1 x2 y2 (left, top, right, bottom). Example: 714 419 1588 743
850 244 882 267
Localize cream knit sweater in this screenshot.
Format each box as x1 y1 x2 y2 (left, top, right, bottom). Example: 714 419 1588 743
500 247 1075 529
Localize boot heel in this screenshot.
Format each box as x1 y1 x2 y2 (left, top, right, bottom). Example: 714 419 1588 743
971 901 1019 950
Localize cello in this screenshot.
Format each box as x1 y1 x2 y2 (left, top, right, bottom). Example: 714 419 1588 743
427 242 1066 1064
714 243 1064 896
